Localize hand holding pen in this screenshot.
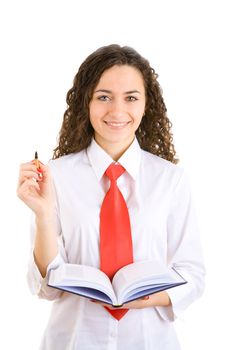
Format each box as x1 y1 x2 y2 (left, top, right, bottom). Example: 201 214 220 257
17 152 55 216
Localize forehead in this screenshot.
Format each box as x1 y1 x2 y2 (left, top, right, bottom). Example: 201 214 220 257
95 65 145 91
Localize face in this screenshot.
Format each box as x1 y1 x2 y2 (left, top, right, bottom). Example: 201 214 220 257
89 65 146 156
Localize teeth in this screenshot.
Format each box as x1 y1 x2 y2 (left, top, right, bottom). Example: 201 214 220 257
106 122 128 127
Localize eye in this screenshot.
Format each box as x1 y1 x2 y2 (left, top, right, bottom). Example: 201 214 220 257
126 96 138 102
98 95 110 101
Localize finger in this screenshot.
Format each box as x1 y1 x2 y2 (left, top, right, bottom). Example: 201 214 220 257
18 170 40 184
89 300 115 309
17 178 41 200
19 163 50 183
20 163 39 173
33 163 51 181
20 161 47 173
18 178 41 193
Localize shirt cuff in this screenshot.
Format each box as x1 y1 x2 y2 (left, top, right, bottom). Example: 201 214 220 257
27 249 63 298
156 268 205 321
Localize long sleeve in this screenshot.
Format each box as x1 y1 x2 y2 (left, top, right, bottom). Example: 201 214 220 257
157 170 205 321
26 187 68 300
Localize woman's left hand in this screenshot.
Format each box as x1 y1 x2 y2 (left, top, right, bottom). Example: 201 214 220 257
90 291 171 309
90 296 150 309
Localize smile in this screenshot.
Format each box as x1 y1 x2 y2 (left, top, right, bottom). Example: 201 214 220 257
104 121 130 128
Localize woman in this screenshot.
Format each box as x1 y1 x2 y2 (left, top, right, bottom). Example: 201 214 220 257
17 44 205 349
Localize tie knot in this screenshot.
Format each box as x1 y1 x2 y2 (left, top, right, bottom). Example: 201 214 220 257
105 163 125 181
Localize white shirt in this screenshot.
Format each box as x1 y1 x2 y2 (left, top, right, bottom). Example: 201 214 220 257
27 138 205 350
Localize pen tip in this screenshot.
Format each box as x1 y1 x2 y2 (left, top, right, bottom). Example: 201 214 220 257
35 151 38 159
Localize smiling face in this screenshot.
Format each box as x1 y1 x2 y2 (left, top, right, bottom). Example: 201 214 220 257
89 65 146 160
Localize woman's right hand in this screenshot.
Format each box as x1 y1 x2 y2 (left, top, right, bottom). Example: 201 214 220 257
17 161 55 217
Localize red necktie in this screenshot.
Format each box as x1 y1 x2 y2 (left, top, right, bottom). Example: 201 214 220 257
100 163 133 320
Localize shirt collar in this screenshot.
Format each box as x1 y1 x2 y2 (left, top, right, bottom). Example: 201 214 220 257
118 138 141 180
86 138 141 181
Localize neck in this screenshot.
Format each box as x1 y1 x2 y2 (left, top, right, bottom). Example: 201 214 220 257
94 137 134 161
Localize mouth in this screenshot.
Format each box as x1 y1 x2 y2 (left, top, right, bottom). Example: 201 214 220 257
104 121 131 128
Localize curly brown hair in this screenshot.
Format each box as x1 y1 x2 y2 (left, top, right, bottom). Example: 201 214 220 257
53 44 178 163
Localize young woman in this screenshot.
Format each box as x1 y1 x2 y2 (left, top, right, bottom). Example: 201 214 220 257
17 44 205 350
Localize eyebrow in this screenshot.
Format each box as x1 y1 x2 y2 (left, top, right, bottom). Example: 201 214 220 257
94 89 141 94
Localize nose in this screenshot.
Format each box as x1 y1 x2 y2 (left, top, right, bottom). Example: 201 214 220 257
108 99 126 118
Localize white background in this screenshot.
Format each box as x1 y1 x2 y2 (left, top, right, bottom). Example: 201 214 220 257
0 0 232 349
